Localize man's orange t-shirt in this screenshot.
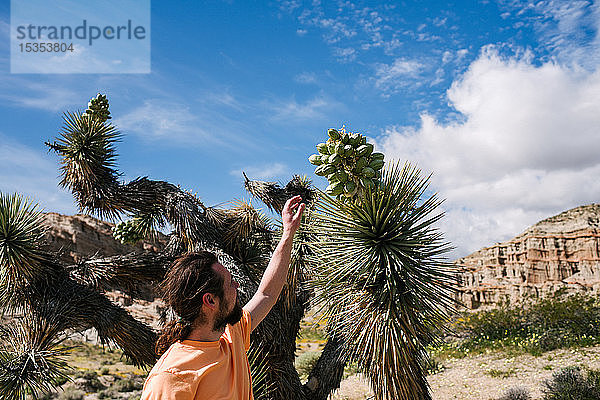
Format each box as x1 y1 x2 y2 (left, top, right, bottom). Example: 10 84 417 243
141 310 253 400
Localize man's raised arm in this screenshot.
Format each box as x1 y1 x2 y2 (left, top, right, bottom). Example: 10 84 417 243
243 195 305 332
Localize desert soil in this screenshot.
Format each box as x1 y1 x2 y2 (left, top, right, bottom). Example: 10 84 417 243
330 345 600 400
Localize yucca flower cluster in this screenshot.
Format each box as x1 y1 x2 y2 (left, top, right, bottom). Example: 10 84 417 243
84 93 111 122
308 128 384 200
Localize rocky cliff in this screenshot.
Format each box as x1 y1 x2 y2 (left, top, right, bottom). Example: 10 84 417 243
455 204 600 309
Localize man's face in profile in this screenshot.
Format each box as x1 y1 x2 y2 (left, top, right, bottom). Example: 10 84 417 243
211 262 243 331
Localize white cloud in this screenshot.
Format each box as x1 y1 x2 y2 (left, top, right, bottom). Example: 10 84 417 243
114 99 259 151
442 51 453 64
200 91 243 111
279 0 301 13
333 47 357 62
294 72 317 84
456 48 469 61
230 163 288 181
373 58 423 96
0 135 77 214
116 100 199 139
501 0 600 67
0 78 82 112
287 1 394 57
433 17 447 27
379 46 600 259
266 94 343 121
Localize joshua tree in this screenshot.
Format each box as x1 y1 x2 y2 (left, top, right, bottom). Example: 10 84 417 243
0 94 456 400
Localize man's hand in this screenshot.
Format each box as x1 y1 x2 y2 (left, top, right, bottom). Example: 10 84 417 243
282 195 305 236
243 195 305 332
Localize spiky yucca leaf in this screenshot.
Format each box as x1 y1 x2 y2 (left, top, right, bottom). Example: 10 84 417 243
243 174 287 213
0 312 71 400
307 161 456 400
67 252 169 296
244 174 315 214
46 111 122 218
248 343 275 399
225 199 271 245
0 193 51 297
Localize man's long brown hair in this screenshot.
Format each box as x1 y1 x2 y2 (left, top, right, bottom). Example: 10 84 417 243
155 251 224 356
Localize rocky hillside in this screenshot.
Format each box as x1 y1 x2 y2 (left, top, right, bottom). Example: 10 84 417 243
455 204 600 309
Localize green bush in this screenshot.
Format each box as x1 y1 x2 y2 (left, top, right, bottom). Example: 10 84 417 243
499 386 530 400
458 301 524 341
295 351 321 379
542 366 600 400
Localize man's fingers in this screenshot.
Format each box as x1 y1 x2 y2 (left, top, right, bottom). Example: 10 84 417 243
294 203 306 219
287 195 302 206
284 196 302 211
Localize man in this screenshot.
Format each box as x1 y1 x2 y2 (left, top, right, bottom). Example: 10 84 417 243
141 195 305 399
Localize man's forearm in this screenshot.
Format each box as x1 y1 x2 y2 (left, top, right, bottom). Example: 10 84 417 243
244 195 304 331
257 231 295 298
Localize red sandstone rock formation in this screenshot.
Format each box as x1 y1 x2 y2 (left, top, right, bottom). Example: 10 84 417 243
455 204 600 309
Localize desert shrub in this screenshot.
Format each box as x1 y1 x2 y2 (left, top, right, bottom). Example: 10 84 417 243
542 366 600 400
54 375 69 386
449 292 600 355
485 368 515 378
425 357 445 375
295 351 321 379
499 386 530 400
458 301 524 341
98 389 118 399
56 387 85 400
73 370 104 391
114 377 143 392
342 361 360 379
298 326 326 342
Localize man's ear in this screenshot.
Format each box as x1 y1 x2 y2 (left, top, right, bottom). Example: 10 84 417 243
202 292 217 310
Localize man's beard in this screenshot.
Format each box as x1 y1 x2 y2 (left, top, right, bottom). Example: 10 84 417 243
213 297 243 331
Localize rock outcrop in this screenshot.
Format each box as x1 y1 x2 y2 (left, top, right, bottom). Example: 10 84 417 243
43 212 166 264
455 204 600 309
40 213 169 340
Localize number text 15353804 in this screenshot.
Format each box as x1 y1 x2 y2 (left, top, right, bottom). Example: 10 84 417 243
19 43 74 52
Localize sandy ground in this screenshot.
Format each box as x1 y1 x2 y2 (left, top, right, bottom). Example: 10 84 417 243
330 345 600 400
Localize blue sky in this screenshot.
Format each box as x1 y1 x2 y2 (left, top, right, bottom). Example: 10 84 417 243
1 1 599 258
